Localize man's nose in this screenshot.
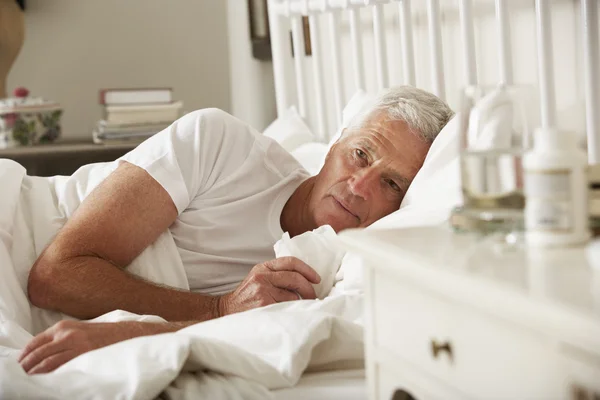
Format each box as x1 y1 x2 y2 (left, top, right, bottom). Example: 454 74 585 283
348 168 378 200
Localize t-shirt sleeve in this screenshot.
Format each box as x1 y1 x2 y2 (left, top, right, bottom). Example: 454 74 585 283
119 108 259 214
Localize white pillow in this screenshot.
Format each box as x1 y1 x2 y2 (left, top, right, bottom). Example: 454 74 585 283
263 106 315 152
290 142 328 175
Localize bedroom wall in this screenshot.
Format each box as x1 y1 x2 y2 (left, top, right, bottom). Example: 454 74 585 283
7 0 231 140
275 0 585 142
226 0 277 132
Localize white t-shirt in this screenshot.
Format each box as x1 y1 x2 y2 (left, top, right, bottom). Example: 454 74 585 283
51 109 310 294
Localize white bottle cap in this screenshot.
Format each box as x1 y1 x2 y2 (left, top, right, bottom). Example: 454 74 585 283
533 127 578 152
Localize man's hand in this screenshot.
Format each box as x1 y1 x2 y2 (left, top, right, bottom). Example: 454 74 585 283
218 256 321 316
18 320 183 374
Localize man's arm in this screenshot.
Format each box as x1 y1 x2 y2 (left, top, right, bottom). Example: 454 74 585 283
28 162 320 321
19 319 195 374
28 161 221 321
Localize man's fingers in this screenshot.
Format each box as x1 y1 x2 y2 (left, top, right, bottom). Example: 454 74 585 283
20 340 66 373
270 287 301 303
27 349 77 375
266 257 321 284
18 332 53 363
268 271 317 300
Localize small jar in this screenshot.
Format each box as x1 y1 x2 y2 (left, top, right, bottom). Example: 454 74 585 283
0 87 63 148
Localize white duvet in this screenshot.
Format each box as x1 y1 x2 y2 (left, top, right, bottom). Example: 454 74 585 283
1 298 364 400
0 160 364 400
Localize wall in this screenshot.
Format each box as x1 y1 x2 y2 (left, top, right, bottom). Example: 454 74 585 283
226 0 277 131
7 0 231 140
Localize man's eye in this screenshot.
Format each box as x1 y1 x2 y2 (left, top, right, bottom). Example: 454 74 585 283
355 149 367 159
387 179 401 192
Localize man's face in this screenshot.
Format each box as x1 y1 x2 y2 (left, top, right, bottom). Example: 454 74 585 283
308 112 431 232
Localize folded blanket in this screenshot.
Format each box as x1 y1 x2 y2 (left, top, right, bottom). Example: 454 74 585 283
0 295 363 400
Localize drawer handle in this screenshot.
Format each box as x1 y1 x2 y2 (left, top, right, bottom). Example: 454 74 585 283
430 339 453 362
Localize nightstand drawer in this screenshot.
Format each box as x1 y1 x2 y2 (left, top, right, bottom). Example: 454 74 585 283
375 353 467 400
370 269 566 399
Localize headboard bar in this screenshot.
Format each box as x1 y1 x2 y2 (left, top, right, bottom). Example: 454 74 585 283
268 2 293 118
582 0 600 164
349 7 366 91
328 10 345 128
535 0 557 131
426 0 446 100
290 16 308 118
459 0 478 86
398 0 415 86
372 4 390 89
495 0 513 85
308 13 328 139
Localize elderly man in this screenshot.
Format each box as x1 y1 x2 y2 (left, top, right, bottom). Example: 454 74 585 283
18 86 453 374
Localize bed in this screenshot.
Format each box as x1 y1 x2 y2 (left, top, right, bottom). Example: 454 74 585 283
1 0 599 399
272 369 366 399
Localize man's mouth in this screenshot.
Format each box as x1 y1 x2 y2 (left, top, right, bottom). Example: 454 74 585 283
333 197 359 220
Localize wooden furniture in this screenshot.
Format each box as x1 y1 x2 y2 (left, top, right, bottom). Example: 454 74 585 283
0 141 138 176
339 226 600 400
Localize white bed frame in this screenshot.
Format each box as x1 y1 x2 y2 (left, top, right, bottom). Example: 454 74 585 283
267 0 600 163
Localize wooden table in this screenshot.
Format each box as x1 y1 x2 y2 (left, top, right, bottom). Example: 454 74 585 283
0 141 139 176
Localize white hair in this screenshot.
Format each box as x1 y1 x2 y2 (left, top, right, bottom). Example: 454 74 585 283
347 86 454 144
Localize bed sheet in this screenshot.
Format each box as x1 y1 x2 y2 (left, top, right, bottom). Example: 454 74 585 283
272 369 366 400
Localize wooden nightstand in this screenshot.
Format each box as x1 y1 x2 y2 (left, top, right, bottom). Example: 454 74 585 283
338 226 600 400
0 141 138 176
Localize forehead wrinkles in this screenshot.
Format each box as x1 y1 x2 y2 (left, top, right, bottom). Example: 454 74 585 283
356 115 409 145
352 125 404 163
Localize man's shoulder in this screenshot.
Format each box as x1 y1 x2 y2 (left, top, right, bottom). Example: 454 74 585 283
183 108 244 125
179 108 260 151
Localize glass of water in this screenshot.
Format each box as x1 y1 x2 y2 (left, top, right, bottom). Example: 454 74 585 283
450 84 533 234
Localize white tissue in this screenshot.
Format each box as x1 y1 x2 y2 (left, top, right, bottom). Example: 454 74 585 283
273 225 346 299
329 252 365 296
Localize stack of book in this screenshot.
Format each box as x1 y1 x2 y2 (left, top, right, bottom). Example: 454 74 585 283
93 88 183 145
